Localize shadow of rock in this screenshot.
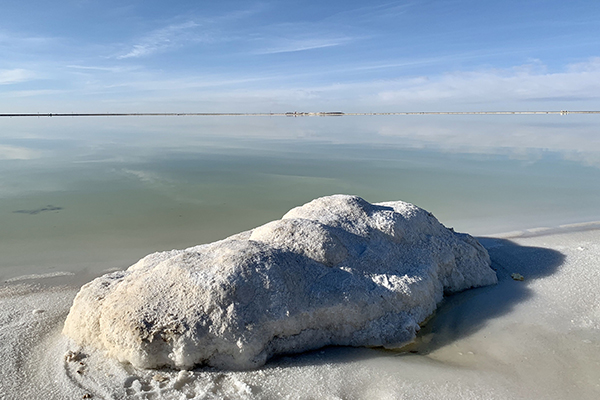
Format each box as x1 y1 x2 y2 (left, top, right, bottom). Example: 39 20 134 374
398 236 566 355
246 236 566 369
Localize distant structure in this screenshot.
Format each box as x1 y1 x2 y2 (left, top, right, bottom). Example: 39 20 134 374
285 111 345 117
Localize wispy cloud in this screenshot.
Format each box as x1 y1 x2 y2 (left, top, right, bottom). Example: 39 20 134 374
39 58 600 113
66 64 141 73
255 36 354 54
325 1 416 24
0 30 57 48
373 58 600 106
4 89 67 98
0 68 35 84
116 21 203 59
169 58 600 112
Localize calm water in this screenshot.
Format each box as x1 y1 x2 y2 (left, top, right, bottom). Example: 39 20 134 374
1 115 600 281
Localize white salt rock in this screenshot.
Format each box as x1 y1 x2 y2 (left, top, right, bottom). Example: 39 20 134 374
63 195 497 370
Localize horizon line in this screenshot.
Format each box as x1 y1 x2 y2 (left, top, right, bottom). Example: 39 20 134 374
1 110 599 118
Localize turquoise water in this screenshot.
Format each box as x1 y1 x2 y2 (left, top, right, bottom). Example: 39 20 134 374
2 115 600 281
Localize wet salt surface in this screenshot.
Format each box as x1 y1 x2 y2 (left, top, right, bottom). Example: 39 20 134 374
2 226 599 399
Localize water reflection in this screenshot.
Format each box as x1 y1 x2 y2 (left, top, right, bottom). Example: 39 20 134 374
1 115 599 280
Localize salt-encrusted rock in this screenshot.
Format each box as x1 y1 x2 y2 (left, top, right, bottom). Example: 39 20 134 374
63 195 497 370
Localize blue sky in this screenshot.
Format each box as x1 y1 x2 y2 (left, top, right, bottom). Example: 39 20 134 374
1 0 600 112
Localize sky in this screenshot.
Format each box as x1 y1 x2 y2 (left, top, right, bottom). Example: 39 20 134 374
1 0 600 112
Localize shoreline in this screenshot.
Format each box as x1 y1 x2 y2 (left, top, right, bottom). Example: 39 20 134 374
1 221 599 399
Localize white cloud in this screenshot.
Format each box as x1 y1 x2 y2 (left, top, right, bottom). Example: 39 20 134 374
376 59 600 106
116 21 203 59
0 69 34 85
566 56 600 73
58 58 600 113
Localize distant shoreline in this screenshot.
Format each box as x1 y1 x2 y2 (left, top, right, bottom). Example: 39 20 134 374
1 110 599 117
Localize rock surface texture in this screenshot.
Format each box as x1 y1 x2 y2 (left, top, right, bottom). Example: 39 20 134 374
63 195 497 370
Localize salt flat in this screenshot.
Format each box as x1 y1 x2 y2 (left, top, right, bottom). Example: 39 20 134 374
1 224 598 399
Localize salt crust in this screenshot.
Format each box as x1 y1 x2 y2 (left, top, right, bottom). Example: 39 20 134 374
63 195 497 370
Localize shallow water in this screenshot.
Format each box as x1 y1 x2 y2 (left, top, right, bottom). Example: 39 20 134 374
2 115 600 282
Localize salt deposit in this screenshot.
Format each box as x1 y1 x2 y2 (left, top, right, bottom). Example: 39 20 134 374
2 222 600 399
62 195 497 370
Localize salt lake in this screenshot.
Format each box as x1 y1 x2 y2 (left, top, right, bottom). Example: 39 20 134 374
1 115 599 399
